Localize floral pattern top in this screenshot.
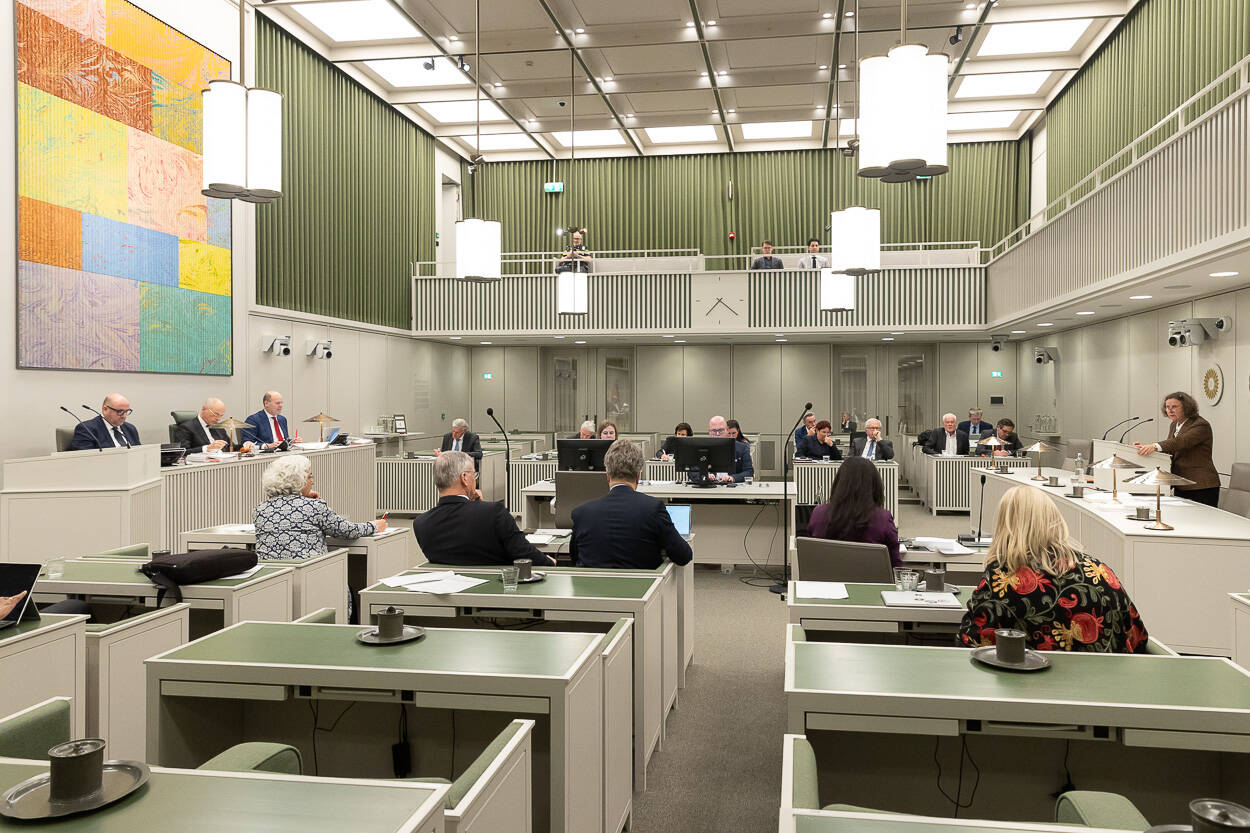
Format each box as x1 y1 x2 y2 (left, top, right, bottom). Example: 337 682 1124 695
958 554 1149 653
254 494 376 560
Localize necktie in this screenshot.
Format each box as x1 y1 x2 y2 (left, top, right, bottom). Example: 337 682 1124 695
812 256 817 268
866 440 874 458
112 427 129 448
454 438 461 451
272 416 284 442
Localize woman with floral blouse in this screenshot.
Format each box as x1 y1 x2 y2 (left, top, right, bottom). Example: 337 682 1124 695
958 486 1149 653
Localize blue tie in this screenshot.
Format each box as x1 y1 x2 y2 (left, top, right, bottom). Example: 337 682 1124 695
865 440 874 459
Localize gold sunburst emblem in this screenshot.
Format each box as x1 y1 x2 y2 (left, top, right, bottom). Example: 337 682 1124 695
1202 365 1222 404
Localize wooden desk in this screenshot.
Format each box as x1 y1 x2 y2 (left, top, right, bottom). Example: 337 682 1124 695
917 454 1032 514
794 461 899 517
0 614 87 737
787 582 962 638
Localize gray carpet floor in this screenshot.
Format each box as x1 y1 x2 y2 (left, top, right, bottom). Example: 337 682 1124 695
627 498 972 833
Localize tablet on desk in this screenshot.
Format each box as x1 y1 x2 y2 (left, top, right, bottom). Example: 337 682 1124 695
0 563 42 630
666 504 692 536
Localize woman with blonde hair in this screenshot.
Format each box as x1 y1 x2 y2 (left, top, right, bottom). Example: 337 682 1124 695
958 486 1148 653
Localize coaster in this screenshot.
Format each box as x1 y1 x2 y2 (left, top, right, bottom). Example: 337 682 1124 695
1065 492 1084 499
1124 514 1155 522
970 646 1052 672
356 624 425 645
1040 482 1065 488
0 761 149 820
517 572 546 584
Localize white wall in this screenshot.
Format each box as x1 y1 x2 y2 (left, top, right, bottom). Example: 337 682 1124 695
1016 288 1246 480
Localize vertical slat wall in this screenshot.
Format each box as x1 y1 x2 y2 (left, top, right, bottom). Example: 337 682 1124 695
1046 0 1250 197
468 143 1023 257
749 268 985 329
989 94 1249 322
255 16 434 328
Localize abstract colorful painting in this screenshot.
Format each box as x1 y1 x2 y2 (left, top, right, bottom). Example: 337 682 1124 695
16 0 232 374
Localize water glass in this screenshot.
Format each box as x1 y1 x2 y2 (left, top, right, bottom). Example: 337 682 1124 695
898 569 919 592
45 558 65 579
501 565 520 591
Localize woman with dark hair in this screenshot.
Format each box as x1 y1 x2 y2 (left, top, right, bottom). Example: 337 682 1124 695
725 419 750 443
597 420 617 440
799 420 842 460
659 422 693 458
1133 391 1220 507
807 456 901 567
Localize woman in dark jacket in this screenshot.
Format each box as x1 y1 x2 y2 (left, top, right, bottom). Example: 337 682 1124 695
807 456 900 567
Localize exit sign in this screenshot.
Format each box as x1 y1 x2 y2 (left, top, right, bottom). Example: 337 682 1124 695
544 181 564 193
482 372 493 380
991 371 1003 377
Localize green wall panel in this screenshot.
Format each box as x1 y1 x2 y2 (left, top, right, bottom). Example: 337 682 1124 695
1046 0 1250 198
255 16 434 328
468 142 1023 258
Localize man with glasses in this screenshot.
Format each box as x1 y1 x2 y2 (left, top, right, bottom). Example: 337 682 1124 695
708 415 754 483
72 393 141 450
173 398 254 453
851 418 894 461
412 451 555 567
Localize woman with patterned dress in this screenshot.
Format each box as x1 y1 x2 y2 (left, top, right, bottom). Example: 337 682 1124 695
254 455 385 560
958 486 1149 653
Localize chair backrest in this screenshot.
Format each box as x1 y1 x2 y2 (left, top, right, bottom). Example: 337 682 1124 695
295 607 337 624
168 425 180 444
1066 438 1093 461
554 470 610 528
54 427 75 452
1229 462 1250 492
849 431 866 445
794 536 893 582
170 410 197 425
0 697 71 760
97 543 151 559
1220 488 1250 519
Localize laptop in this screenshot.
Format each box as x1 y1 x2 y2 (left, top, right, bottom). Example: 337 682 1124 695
666 504 692 537
0 563 42 630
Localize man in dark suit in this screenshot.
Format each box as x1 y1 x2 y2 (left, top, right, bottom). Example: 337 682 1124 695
708 416 754 482
242 391 296 449
570 440 692 569
750 240 784 269
838 412 856 433
850 418 894 460
439 418 483 471
957 407 992 438
978 418 1022 457
923 413 970 456
412 451 555 566
174 398 254 453
71 393 141 450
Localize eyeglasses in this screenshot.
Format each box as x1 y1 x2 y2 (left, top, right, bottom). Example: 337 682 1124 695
104 406 134 416
708 428 727 436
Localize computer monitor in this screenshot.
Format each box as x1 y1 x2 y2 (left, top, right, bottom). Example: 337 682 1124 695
0 563 41 630
671 436 738 485
557 438 614 471
554 471 610 528
665 504 692 536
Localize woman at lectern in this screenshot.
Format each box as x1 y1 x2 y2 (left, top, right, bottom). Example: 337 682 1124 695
1133 391 1220 508
959 487 1149 653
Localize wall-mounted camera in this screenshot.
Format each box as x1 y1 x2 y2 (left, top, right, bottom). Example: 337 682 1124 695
306 339 333 360
558 100 567 107
263 335 291 356
990 334 1008 352
1168 317 1231 348
1033 346 1060 365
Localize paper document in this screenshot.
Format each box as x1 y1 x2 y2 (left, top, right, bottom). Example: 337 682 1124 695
534 528 569 537
223 564 265 580
526 534 555 545
880 590 963 608
380 571 452 588
794 581 849 600
370 526 401 537
913 537 975 555
409 574 489 594
293 441 329 451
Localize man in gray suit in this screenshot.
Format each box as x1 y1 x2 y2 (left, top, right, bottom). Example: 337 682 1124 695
850 418 894 461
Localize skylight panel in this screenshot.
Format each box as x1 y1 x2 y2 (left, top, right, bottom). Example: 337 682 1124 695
458 133 537 150
297 0 420 43
644 125 718 144
551 130 627 147
977 18 1092 56
740 121 813 140
417 100 508 123
955 71 1052 99
947 110 1019 131
365 57 470 88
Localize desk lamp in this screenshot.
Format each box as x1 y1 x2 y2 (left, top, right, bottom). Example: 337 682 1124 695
1125 468 1196 531
1091 455 1138 504
214 416 250 451
1021 441 1055 481
302 412 339 442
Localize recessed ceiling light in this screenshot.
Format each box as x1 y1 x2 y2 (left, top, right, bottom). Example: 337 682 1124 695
663 334 675 338
1010 330 1026 334
296 0 421 42
881 337 894 341
956 71 1052 99
822 12 833 19
1075 311 1095 316
365 57 470 88
1164 284 1192 289
844 10 854 16
604 76 613 82
418 100 508 123
718 71 727 76
1210 271 1240 277
838 63 847 69
819 64 829 70
449 36 460 43
674 339 687 343
776 338 788 342
890 331 905 335
449 336 462 340
551 129 627 147
528 117 537 124
574 27 585 34
574 340 586 344
685 21 695 27
1129 295 1152 300
965 2 976 7
741 121 813 140
479 341 492 345
553 335 565 339
948 111 1020 131
645 125 717 144
711 109 719 115
977 18 1092 56
726 108 735 114
492 82 502 88
700 71 709 77
1037 322 1053 327
625 113 634 118
706 20 717 26
457 132 535 150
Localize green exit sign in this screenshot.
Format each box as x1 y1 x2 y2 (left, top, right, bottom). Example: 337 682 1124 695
991 371 1003 377
544 181 564 193
482 372 493 380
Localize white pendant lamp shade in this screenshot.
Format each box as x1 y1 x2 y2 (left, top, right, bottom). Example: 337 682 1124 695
828 207 881 275
858 44 948 182
455 218 502 282
202 80 247 198
819 269 856 312
244 88 283 202
557 271 588 314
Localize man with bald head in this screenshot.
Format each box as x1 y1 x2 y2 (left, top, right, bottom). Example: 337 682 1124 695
707 415 754 483
174 398 253 453
71 393 140 450
243 391 298 449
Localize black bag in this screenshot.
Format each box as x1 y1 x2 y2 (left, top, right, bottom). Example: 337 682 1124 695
140 548 258 605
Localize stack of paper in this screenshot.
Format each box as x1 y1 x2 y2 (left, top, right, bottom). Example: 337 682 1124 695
534 529 569 537
378 572 488 594
526 534 555 545
794 581 849 600
222 564 265 580
912 537 975 555
880 590 963 608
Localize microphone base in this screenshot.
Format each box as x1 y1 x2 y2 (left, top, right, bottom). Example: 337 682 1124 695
768 581 786 596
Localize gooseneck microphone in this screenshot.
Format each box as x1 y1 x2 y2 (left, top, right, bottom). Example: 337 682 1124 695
1101 416 1139 441
1120 418 1154 443
81 404 102 417
772 401 814 597
486 407 512 511
60 405 101 451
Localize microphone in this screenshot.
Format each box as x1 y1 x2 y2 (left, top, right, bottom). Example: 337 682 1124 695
1120 418 1154 443
485 407 512 511
60 406 101 451
81 404 102 417
771 401 814 597
1101 416 1138 440
959 473 990 544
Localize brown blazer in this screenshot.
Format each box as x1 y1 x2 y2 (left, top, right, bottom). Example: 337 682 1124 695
1157 415 1220 490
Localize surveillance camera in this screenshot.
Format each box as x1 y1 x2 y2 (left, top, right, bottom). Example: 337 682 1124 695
422 59 435 70
990 334 1007 352
264 335 291 357
1034 350 1046 364
949 25 964 45
1034 346 1059 365
306 339 333 360
558 100 567 107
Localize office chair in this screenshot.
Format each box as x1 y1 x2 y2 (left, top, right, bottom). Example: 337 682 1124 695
1220 462 1250 519
554 470 610 528
54 427 75 452
794 537 893 583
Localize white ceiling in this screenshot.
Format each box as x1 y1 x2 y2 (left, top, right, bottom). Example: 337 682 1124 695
260 0 1137 161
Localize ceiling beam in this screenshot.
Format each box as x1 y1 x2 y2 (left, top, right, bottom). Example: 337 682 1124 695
687 0 732 153
818 0 847 149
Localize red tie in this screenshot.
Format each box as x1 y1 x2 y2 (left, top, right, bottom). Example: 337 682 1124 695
272 416 284 442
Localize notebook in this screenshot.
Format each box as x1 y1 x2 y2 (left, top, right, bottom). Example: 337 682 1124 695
880 590 963 609
666 504 692 536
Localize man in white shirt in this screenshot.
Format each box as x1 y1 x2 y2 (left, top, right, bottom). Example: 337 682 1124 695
243 391 298 449
924 413 970 456
799 238 829 269
173 398 254 453
851 418 894 460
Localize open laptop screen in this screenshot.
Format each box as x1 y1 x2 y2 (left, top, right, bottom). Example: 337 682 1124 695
666 504 692 537
0 563 41 628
